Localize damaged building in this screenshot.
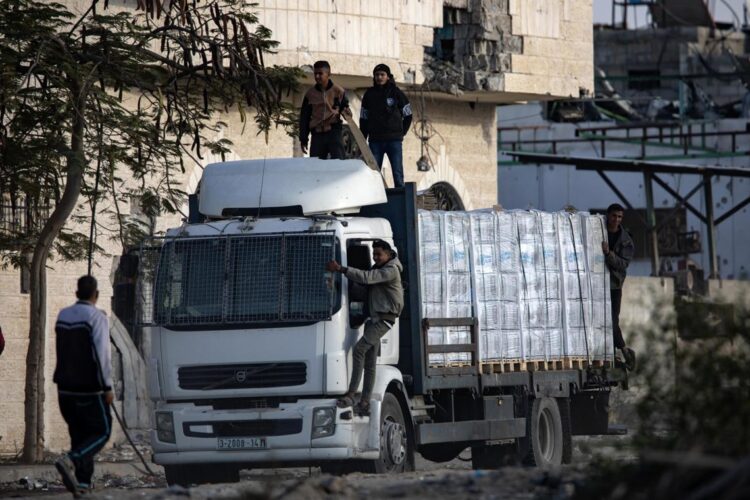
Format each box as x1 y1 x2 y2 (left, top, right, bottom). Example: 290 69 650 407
0 1 595 455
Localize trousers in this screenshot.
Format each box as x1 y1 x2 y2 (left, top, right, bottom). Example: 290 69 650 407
58 393 112 486
369 140 404 187
611 288 625 349
347 319 393 400
310 128 344 159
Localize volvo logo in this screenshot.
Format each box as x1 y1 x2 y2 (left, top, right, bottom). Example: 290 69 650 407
234 370 247 383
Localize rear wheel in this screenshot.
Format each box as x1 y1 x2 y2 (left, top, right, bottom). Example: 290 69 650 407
523 397 564 468
164 464 240 486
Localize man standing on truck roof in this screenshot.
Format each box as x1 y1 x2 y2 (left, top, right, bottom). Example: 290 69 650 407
53 276 113 497
602 204 637 370
326 240 403 415
359 64 412 188
299 60 349 160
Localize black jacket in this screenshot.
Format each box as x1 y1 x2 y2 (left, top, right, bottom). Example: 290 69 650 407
360 80 412 142
54 301 112 394
606 227 635 290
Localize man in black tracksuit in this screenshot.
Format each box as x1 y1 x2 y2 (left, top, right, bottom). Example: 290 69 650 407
360 64 412 188
54 276 113 496
602 204 637 370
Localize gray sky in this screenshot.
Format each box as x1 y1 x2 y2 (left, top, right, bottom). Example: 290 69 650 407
593 0 748 27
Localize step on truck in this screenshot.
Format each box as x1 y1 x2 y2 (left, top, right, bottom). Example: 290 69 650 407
135 158 626 486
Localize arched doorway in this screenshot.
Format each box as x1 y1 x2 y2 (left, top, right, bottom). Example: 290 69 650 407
417 182 465 211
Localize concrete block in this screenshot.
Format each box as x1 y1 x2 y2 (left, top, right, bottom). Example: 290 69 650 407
504 35 523 54
510 54 552 76
483 74 505 91
415 25 435 47
399 23 416 44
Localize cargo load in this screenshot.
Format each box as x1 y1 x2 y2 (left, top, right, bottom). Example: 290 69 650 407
418 209 613 366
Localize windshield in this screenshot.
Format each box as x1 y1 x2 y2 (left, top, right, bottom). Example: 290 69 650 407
150 231 340 327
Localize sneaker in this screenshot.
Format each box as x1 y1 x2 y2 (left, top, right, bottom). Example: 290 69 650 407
54 455 81 498
622 347 637 371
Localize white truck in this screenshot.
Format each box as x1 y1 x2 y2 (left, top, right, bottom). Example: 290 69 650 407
135 158 625 485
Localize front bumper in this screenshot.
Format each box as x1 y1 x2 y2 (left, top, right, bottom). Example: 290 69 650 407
151 398 380 466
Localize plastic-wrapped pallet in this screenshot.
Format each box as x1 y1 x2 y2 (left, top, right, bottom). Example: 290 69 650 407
536 211 564 360
497 211 522 360
418 211 447 365
469 210 501 361
444 212 472 364
557 211 592 359
418 208 610 368
581 213 613 362
515 211 545 360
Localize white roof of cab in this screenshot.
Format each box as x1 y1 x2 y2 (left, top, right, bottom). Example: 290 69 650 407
198 158 387 217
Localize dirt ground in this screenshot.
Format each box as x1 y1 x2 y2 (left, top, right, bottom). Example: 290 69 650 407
0 436 632 499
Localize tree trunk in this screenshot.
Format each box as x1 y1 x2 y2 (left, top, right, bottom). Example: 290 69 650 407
22 82 87 463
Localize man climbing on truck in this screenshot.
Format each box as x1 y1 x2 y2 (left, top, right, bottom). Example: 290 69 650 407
299 60 349 160
326 240 403 415
602 203 637 370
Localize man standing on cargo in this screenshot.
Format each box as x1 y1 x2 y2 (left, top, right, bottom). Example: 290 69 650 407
359 64 412 187
54 276 113 497
326 240 403 415
602 204 637 370
299 60 349 160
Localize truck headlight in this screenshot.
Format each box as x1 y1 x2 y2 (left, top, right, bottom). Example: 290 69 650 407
156 411 175 443
311 407 335 439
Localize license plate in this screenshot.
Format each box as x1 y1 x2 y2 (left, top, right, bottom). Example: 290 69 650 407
216 437 267 450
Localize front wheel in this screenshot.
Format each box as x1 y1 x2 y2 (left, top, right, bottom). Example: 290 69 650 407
322 392 413 475
373 392 412 473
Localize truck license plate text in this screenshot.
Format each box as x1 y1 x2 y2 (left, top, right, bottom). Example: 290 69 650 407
217 437 267 450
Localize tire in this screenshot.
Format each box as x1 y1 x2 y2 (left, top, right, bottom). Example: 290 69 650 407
471 443 519 469
522 397 564 468
164 464 240 486
372 392 411 473
322 393 413 475
557 398 573 465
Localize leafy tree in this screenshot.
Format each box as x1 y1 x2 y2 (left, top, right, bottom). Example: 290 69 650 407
0 0 300 462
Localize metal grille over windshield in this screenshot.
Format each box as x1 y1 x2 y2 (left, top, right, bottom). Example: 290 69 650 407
139 231 337 327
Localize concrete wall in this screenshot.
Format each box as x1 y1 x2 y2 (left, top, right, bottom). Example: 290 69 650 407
255 0 594 99
507 0 594 99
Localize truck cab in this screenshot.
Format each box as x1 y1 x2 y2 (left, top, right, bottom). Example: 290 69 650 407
143 159 414 483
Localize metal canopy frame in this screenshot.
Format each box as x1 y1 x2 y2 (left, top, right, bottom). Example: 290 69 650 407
505 152 750 278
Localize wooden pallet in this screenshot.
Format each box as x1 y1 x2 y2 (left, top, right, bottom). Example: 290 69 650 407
562 358 613 370
480 360 525 374
524 360 566 371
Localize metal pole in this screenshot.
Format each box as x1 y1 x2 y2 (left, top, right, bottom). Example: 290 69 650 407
703 174 719 278
643 171 660 276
